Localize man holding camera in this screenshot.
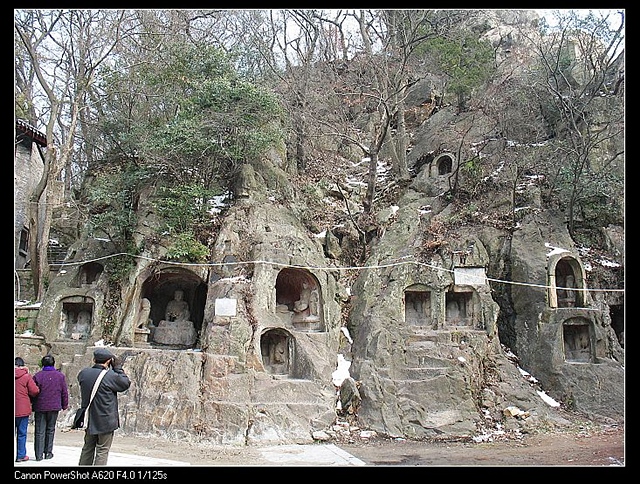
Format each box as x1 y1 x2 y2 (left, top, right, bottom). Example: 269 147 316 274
77 348 131 466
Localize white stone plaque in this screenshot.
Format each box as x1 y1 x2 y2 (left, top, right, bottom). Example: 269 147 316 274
454 267 487 286
215 298 237 317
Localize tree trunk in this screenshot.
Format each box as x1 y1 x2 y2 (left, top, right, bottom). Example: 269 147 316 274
392 97 410 181
364 148 378 214
27 143 53 301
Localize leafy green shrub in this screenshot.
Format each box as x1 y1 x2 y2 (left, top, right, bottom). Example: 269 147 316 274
165 232 210 263
86 162 150 252
423 34 495 111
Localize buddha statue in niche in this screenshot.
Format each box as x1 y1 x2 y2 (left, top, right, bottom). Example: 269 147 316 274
152 289 197 346
164 289 191 322
293 282 320 322
72 310 91 340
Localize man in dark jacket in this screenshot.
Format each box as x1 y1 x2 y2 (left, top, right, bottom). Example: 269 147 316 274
77 348 131 466
33 354 69 461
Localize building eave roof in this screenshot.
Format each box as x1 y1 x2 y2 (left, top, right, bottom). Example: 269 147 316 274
16 119 47 147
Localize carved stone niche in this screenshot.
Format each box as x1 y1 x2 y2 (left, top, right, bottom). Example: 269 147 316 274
152 290 197 347
58 297 94 341
76 262 104 288
275 268 324 332
261 328 292 376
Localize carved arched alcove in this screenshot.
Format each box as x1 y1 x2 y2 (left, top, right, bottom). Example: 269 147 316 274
58 296 94 341
434 153 455 176
71 262 104 288
275 268 324 332
404 284 434 328
562 317 594 363
261 328 294 376
547 254 587 308
139 266 207 348
444 286 482 328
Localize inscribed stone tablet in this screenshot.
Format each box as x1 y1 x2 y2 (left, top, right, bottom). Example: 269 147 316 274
454 267 487 286
215 298 237 316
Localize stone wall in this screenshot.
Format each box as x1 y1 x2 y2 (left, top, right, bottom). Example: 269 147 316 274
14 122 45 270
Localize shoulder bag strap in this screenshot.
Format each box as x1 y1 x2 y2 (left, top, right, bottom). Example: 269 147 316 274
88 369 108 406
85 369 107 428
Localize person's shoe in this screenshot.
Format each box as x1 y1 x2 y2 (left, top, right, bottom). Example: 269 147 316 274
36 456 43 461
15 456 29 462
45 453 54 459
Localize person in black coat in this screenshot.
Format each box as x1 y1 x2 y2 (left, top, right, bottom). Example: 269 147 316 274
77 348 131 466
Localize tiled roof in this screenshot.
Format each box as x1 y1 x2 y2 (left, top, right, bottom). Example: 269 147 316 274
16 119 47 146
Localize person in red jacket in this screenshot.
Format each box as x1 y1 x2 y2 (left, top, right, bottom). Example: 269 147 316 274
32 354 69 461
15 356 40 462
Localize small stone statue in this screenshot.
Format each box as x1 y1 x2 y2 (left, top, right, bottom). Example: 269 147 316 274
165 290 191 322
294 282 312 313
76 310 91 334
293 282 320 322
136 298 153 329
134 298 153 347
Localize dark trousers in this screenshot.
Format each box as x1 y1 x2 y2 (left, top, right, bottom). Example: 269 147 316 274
34 411 59 459
79 431 114 466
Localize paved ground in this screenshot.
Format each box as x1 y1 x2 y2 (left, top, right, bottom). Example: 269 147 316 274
14 435 365 468
14 444 191 467
13 420 623 468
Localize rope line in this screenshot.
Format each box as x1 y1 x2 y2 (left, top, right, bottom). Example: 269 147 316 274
49 252 625 293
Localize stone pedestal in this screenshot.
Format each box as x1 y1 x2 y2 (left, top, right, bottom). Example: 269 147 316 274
152 320 197 346
134 327 152 348
292 315 322 332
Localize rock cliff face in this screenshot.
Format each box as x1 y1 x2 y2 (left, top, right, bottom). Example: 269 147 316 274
18 11 624 444
348 170 623 439
29 129 623 443
41 152 348 445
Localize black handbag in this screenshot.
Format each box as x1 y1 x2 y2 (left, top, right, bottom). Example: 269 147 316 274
71 369 107 429
72 407 86 429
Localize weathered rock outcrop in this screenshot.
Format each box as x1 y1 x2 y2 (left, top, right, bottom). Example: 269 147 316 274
347 184 574 439
24 99 624 447
17 10 624 445
48 152 348 445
